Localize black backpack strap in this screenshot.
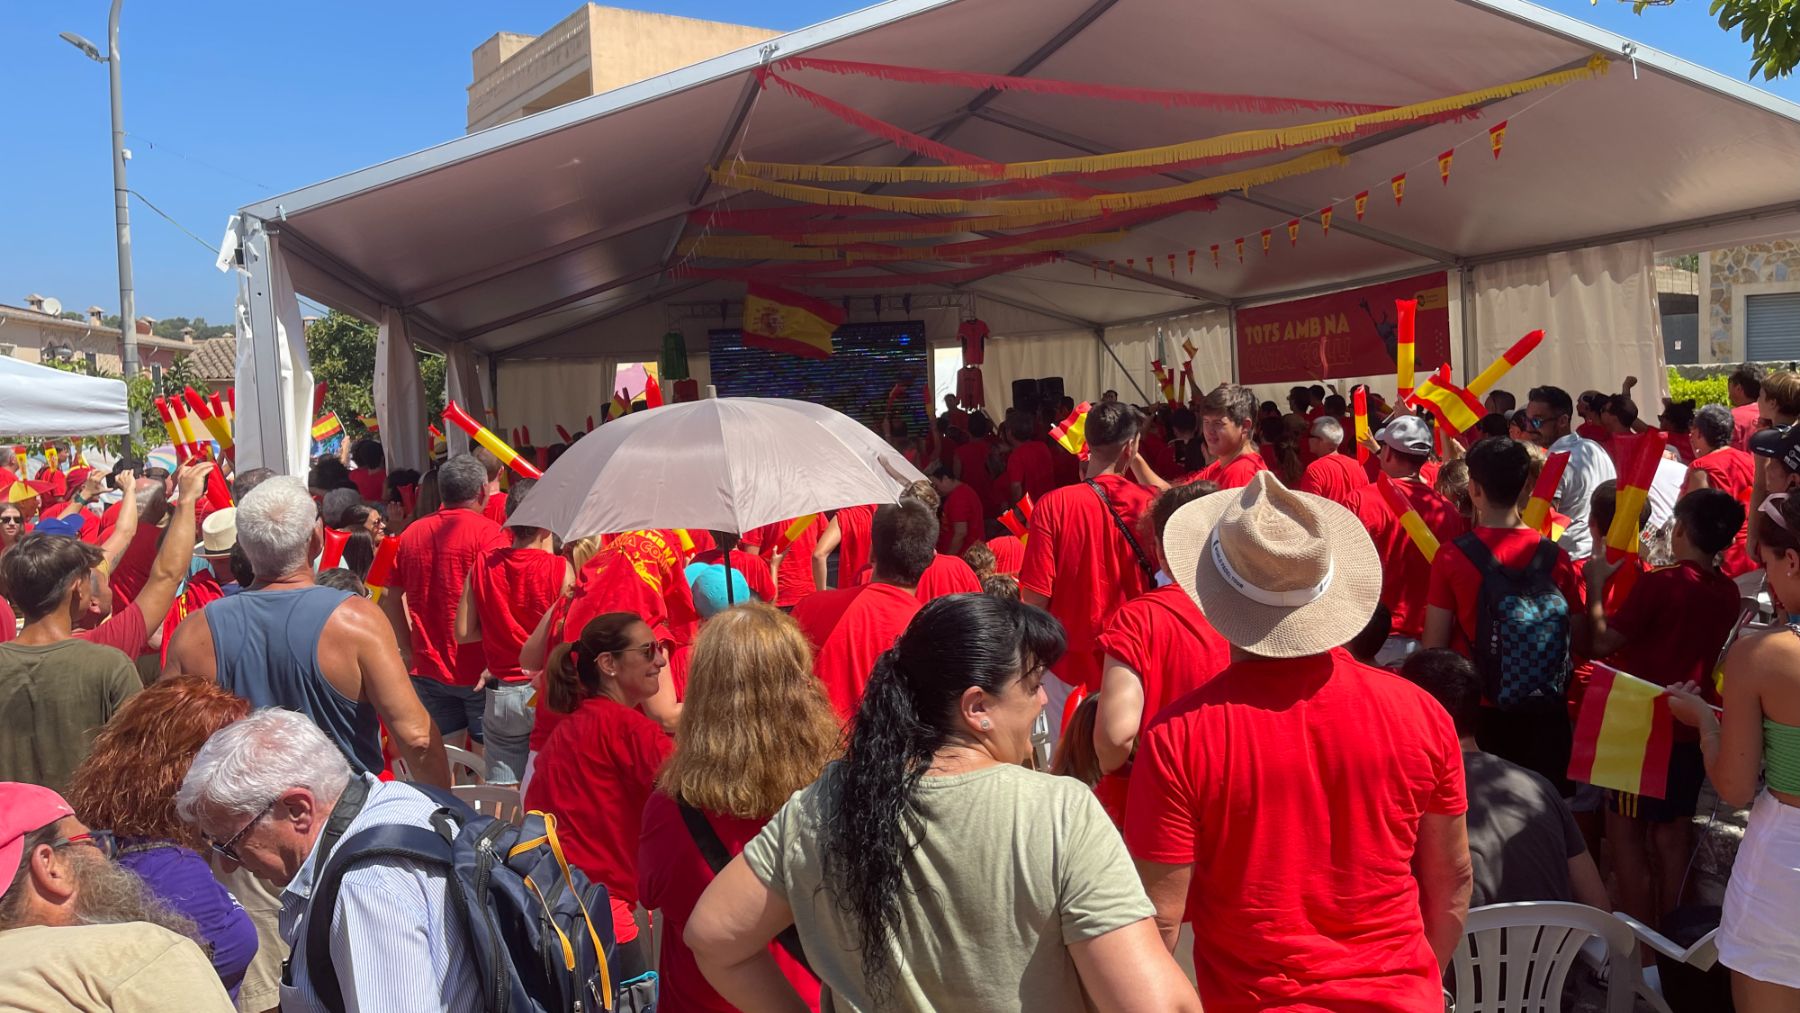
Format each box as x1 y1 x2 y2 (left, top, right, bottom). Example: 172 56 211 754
1524 538 1562 579
304 820 461 1013
1085 480 1156 583
677 800 814 977
1453 531 1500 577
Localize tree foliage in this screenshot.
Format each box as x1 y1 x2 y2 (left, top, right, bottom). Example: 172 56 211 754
1708 0 1800 79
304 310 446 437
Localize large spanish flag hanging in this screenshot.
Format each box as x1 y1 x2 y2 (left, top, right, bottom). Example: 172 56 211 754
743 282 846 360
1568 663 1674 798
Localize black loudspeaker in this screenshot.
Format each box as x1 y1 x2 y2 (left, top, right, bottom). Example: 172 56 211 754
1038 376 1066 405
1011 378 1042 413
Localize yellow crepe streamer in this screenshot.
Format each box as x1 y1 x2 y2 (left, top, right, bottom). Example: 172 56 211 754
726 57 1608 185
680 230 1128 262
711 148 1348 216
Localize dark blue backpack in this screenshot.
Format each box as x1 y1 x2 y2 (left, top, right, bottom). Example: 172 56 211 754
1456 532 1572 712
306 785 656 1013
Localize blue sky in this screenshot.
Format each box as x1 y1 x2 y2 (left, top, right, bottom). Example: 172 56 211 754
2 0 1794 323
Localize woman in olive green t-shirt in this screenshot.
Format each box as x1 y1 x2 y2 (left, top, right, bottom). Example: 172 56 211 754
686 594 1199 1013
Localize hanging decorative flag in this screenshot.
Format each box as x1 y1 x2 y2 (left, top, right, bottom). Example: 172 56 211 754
1050 402 1091 460
1467 330 1547 396
1319 207 1334 235
1391 173 1408 205
1568 663 1675 798
1287 219 1301 246
1187 249 1197 273
1522 451 1572 538
1210 244 1221 268
1438 149 1455 185
1353 387 1371 463
1145 254 1155 275
743 282 845 360
1168 253 1177 275
1107 260 1116 277
1378 473 1440 563
1126 258 1135 272
1260 229 1272 254
1395 299 1417 401
1092 262 1099 279
1354 191 1370 220
1489 120 1509 159
1606 430 1670 562
1234 238 1245 262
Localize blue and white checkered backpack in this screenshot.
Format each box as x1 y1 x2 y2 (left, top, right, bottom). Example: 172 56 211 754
1455 532 1572 712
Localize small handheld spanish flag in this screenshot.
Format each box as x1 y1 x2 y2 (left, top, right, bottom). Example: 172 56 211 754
311 412 343 443
1050 402 1090 460
1568 663 1675 799
1605 429 1669 563
1407 364 1486 436
1378 473 1439 563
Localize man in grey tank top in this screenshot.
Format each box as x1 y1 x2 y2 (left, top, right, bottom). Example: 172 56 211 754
165 477 450 788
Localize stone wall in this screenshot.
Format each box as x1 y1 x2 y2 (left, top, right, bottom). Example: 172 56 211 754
1707 240 1800 360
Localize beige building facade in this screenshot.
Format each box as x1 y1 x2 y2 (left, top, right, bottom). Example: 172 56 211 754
467 4 776 132
0 295 191 380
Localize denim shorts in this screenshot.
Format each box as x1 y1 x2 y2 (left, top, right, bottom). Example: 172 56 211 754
411 677 485 743
481 681 536 784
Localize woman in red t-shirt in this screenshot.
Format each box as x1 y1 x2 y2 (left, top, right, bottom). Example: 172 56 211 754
639 603 840 1013
521 611 673 982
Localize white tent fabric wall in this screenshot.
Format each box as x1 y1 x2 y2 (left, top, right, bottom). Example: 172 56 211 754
377 309 430 473
233 223 316 477
495 358 619 442
1103 309 1233 404
1472 240 1666 407
978 330 1104 415
444 343 489 457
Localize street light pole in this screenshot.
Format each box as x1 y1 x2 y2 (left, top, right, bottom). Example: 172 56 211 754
62 0 139 445
106 0 139 445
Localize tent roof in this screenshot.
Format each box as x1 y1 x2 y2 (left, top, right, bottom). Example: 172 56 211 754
242 0 1800 358
0 355 130 437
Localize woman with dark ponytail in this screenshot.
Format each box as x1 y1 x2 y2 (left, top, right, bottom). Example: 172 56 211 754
522 611 673 985
686 594 1200 1012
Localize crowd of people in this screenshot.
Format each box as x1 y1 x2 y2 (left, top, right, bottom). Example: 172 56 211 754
1 363 1798 1012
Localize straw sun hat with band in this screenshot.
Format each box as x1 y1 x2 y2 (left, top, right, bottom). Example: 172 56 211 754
1162 471 1382 658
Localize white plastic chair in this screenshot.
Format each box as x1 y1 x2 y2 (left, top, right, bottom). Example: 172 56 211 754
453 784 523 825
1607 912 1719 1013
1450 902 1640 1013
445 744 488 785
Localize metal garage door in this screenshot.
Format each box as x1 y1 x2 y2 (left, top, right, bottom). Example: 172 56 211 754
1746 292 1800 362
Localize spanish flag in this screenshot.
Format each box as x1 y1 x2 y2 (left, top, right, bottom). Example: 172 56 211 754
311 412 343 443
1050 402 1090 459
1377 473 1439 562
1522 451 1571 538
1407 364 1485 435
1568 663 1674 798
743 282 844 360
1605 430 1669 562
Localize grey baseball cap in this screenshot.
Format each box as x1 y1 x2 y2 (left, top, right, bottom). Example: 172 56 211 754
1374 414 1434 456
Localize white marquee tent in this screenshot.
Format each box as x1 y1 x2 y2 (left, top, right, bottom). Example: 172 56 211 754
0 355 131 437
228 0 1800 474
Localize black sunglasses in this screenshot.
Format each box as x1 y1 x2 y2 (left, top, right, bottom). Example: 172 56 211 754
209 798 278 862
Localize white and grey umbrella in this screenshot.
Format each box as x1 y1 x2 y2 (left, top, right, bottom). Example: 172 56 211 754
508 397 925 539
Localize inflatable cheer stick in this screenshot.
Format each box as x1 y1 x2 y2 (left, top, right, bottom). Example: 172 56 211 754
1466 330 1545 398
319 526 350 570
442 401 542 480
365 537 400 603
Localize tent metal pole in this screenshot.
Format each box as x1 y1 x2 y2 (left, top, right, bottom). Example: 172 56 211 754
1459 265 1479 376
1094 327 1152 404
1227 310 1240 385
239 218 296 474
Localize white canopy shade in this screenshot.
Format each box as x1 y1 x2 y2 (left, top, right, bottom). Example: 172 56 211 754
0 356 131 437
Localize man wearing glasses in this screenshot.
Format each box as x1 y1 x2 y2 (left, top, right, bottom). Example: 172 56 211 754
1525 385 1616 561
0 781 234 1009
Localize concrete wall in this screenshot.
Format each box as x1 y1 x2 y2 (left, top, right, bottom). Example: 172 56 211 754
1701 240 1800 362
586 6 775 96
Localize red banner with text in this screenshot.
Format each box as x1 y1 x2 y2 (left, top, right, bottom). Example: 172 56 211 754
1234 271 1451 386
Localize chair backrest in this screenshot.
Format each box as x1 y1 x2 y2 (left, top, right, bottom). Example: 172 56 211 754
445 744 488 785
1452 902 1638 1013
453 784 523 825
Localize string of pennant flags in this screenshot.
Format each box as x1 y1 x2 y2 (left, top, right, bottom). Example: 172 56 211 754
1096 118 1513 281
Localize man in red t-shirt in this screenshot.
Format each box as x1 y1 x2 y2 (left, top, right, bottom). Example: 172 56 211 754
811 504 878 591
1019 401 1155 730
1126 472 1470 1009
456 478 571 784
930 465 985 556
1424 437 1586 792
381 454 509 747
1727 364 1762 451
1685 404 1756 577
1295 416 1368 507
791 500 934 721
951 417 999 516
999 415 1056 503
1350 415 1468 667
1189 384 1268 489
744 515 820 608
1580 487 1744 930
1093 481 1230 825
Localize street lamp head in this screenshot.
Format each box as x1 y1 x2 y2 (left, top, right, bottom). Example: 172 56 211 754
58 31 107 62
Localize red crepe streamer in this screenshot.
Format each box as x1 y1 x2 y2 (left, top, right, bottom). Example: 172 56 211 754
676 253 1063 289
775 57 1399 116
759 70 1001 172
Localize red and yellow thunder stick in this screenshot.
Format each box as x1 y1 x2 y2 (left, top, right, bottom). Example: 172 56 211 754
1407 364 1487 435
766 514 820 556
1466 330 1546 399
364 537 401 603
1378 472 1439 563
1521 451 1571 537
1353 388 1371 463
1605 430 1669 563
556 425 575 444
998 493 1035 539
1395 299 1417 402
154 399 192 461
442 401 542 480
183 387 233 451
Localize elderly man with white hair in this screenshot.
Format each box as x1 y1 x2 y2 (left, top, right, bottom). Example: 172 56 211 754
177 709 480 1013
1295 415 1369 508
165 476 450 789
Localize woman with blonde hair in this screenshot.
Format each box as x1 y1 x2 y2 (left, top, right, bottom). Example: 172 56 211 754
639 603 841 1012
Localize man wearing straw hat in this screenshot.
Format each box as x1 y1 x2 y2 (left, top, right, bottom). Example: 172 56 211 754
1124 472 1472 1010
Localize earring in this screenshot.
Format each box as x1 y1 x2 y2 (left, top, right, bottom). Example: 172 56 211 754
979 719 992 730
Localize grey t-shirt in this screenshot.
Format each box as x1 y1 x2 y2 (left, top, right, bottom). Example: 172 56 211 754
1464 749 1587 907
743 762 1154 1013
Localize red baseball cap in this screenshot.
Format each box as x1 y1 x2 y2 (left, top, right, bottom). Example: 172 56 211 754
0 783 75 895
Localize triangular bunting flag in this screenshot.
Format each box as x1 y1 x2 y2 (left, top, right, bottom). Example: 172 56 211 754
1260 229 1272 255
1319 206 1334 235
1287 219 1300 246
1354 191 1370 220
1168 253 1176 275
1234 237 1245 262
1437 149 1455 185
1210 244 1221 268
1489 120 1508 159
1187 248 1197 273
1391 173 1407 205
